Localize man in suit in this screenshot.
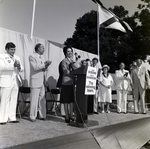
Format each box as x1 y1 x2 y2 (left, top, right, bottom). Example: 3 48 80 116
131 59 150 114
115 62 132 113
0 42 23 125
29 43 51 122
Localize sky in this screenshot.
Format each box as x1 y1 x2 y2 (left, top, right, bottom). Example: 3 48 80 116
0 0 143 44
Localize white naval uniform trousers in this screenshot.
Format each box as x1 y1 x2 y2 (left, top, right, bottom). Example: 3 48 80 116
115 69 131 113
0 53 23 123
0 77 18 122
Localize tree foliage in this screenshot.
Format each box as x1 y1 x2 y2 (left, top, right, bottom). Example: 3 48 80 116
64 0 150 72
64 10 97 54
131 0 150 59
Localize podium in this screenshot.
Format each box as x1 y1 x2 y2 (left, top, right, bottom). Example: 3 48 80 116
71 65 88 125
87 95 94 114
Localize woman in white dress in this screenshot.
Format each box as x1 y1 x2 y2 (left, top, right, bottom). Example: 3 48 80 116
99 65 113 113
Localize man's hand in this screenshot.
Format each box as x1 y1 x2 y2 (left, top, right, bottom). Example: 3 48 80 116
44 60 52 69
107 85 111 89
42 68 47 72
14 60 21 70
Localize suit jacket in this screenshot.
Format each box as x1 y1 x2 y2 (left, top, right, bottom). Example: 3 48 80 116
131 66 150 89
61 58 75 85
0 53 23 87
115 69 132 90
29 53 46 88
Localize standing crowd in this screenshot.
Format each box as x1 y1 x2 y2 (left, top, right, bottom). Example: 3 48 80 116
0 42 150 125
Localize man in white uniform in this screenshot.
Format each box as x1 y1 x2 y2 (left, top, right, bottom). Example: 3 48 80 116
29 43 51 122
115 63 132 113
0 42 23 125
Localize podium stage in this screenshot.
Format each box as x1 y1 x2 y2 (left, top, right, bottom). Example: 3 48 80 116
7 117 150 149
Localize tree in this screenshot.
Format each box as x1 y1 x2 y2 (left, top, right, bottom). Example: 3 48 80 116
64 10 97 54
130 0 150 59
64 6 134 72
64 1 150 72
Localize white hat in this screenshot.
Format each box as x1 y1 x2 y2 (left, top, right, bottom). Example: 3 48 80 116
102 65 110 70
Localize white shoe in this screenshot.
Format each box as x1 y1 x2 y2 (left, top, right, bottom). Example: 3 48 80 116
101 110 105 114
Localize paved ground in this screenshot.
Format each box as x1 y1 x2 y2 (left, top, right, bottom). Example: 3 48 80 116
0 109 150 149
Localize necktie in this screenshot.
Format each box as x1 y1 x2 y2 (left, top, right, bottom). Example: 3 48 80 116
137 67 140 75
39 56 43 64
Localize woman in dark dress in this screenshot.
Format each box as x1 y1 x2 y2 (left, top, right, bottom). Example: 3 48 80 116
60 46 75 123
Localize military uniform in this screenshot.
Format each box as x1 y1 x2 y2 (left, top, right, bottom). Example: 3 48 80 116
0 53 23 123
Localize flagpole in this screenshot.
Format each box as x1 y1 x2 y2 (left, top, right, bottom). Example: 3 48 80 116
30 0 36 39
97 4 100 61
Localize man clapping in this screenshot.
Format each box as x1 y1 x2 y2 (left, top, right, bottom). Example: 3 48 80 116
0 42 23 125
29 43 51 122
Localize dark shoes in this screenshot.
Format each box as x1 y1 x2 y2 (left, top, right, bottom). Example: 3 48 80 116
9 120 20 123
30 117 46 122
65 116 75 123
65 117 70 123
0 122 6 125
0 120 19 125
134 111 147 114
69 116 75 122
117 111 127 114
38 118 46 121
94 112 99 114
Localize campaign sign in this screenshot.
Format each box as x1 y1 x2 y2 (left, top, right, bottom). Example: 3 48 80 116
85 66 97 95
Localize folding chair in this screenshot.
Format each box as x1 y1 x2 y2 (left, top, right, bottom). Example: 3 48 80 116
111 90 117 110
16 99 22 119
45 87 60 115
17 87 31 116
127 91 134 113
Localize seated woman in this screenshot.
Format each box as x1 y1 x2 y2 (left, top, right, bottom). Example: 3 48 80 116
98 65 113 113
